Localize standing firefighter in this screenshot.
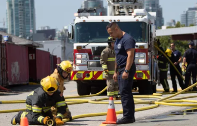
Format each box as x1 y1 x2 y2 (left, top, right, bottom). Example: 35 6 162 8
100 37 119 97
50 60 72 119
156 40 170 92
183 41 197 89
11 76 66 125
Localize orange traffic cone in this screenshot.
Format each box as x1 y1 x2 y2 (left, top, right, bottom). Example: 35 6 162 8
20 117 29 126
102 97 117 124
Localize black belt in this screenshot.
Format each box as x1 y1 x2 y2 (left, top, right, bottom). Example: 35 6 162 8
117 65 126 69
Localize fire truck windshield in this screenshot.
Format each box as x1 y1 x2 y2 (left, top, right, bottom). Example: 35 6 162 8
74 22 148 43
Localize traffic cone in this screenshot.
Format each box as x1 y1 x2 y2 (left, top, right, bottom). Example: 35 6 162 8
102 97 117 124
20 117 28 126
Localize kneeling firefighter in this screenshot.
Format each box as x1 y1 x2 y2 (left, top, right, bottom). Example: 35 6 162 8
11 76 66 125
156 40 170 92
50 60 72 119
100 37 119 97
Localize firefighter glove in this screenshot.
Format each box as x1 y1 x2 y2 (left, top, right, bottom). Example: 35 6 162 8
43 116 50 125
64 109 72 120
55 118 64 125
104 70 109 74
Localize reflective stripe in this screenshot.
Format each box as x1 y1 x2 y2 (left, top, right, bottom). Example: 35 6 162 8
32 106 42 113
20 112 28 119
26 104 32 110
159 68 168 71
164 79 169 90
43 107 51 112
107 92 114 96
56 101 66 107
102 65 107 70
57 113 63 119
114 91 119 95
108 71 114 74
38 116 44 123
158 61 164 63
107 58 115 61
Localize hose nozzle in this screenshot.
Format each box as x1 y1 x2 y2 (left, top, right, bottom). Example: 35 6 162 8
46 119 54 126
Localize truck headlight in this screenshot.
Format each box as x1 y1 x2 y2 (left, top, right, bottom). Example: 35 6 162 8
76 54 87 59
135 53 146 64
139 53 145 58
76 60 82 64
138 59 145 63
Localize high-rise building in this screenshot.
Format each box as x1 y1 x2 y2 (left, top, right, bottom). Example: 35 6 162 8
81 0 107 16
180 5 197 27
7 0 36 38
166 19 176 27
181 11 187 26
0 28 7 33
144 0 164 29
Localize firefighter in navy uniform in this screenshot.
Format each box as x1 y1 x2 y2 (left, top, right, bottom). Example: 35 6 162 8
183 41 197 89
100 37 119 97
11 76 66 125
156 40 170 92
50 60 72 119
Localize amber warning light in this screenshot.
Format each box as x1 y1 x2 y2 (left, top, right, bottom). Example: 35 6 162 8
76 46 82 50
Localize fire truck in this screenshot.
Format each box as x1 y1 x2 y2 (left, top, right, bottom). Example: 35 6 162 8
69 0 158 95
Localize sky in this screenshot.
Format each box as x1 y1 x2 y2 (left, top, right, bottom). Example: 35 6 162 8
0 0 196 30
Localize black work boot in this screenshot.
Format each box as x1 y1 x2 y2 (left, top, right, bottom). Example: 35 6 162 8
11 111 23 125
116 117 135 124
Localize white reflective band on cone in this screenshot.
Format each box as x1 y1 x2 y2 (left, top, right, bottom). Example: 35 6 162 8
108 100 115 109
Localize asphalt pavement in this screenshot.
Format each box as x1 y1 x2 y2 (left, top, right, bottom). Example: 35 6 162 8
0 80 197 126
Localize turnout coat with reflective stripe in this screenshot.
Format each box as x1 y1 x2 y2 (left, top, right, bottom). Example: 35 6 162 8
26 87 66 124
157 47 168 71
100 46 116 78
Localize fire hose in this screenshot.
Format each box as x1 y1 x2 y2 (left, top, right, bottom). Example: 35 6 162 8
1 45 197 126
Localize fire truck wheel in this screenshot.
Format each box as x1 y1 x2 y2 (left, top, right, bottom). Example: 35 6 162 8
77 81 91 95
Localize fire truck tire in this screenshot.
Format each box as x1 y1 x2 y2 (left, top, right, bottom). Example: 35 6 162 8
77 81 91 95
138 80 153 94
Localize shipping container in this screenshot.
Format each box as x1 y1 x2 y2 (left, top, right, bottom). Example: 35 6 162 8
6 43 29 85
28 47 37 82
0 43 7 87
57 57 61 64
36 50 50 81
50 55 57 73
51 55 57 73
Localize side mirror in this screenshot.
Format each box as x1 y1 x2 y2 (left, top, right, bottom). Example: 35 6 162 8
68 24 74 40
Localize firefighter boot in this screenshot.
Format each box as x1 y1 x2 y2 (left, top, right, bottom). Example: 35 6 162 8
11 111 23 125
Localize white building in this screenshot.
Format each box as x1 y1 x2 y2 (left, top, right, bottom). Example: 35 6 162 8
36 40 73 61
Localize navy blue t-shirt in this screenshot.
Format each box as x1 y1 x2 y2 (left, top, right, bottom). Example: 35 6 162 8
171 50 181 63
114 33 136 66
183 48 197 64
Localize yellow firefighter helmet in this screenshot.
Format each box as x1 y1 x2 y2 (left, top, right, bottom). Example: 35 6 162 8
165 48 172 57
57 60 73 73
41 76 58 93
108 37 115 43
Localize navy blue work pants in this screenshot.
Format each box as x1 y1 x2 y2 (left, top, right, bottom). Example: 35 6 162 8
118 64 136 119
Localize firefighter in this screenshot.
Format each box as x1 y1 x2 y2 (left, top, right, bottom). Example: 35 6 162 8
183 41 197 89
11 76 66 125
50 60 72 119
100 37 119 97
156 40 170 92
169 43 184 92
